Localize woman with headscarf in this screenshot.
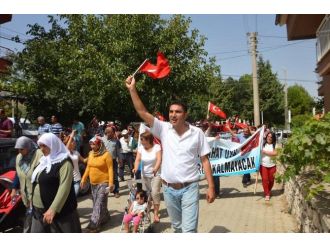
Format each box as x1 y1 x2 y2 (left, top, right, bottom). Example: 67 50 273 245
11 136 43 232
30 133 81 233
80 135 114 233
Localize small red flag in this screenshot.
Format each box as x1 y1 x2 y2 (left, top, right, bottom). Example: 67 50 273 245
241 131 260 155
234 115 248 129
235 122 248 129
208 102 227 119
140 52 171 79
155 112 166 121
222 119 232 132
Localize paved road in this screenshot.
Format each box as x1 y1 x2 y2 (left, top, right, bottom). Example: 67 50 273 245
77 174 298 233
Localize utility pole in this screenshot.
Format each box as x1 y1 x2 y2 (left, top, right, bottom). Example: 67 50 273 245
248 32 260 126
283 69 289 130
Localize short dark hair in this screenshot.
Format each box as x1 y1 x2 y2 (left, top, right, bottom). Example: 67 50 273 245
169 101 188 113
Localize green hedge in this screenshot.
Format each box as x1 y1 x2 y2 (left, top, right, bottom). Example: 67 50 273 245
278 113 330 199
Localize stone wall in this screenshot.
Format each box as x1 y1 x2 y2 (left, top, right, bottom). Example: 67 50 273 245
283 171 330 233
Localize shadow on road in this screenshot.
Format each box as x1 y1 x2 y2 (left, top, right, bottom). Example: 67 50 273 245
209 226 231 233
199 187 284 200
220 188 284 199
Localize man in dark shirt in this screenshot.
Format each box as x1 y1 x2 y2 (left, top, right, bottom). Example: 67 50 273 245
0 109 13 138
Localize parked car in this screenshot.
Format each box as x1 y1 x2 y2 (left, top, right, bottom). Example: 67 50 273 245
9 118 38 141
275 130 292 146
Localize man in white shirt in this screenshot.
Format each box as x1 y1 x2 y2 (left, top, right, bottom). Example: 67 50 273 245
125 75 215 233
119 129 134 180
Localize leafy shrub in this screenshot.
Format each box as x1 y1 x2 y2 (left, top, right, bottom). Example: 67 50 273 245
290 113 313 129
278 112 330 199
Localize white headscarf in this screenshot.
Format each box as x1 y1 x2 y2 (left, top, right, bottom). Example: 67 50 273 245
31 133 69 183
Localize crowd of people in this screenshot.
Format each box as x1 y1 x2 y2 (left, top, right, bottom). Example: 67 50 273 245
0 75 279 233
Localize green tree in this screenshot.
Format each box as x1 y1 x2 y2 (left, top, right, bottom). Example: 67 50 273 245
7 15 221 126
214 57 284 127
257 57 284 127
217 75 252 121
314 96 324 112
288 84 314 116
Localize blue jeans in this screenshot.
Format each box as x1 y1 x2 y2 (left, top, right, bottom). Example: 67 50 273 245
163 181 199 233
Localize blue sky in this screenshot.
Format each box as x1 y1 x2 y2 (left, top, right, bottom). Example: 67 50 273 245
0 14 319 98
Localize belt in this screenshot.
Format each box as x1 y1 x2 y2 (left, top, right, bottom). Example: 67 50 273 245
161 179 196 190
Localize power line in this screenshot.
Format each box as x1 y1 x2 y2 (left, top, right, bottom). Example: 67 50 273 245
260 41 307 52
209 48 249 55
255 15 258 33
208 40 311 57
210 41 310 61
0 27 29 38
216 54 250 61
258 35 287 39
0 35 24 44
221 74 317 83
0 45 14 52
242 15 249 33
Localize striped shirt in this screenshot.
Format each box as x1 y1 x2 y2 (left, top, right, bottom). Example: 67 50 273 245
38 123 52 135
51 123 63 135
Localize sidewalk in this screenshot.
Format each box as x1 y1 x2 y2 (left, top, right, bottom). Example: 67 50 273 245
77 174 298 233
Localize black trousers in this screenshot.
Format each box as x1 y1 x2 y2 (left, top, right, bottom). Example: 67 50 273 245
31 207 81 233
213 176 220 195
242 173 251 184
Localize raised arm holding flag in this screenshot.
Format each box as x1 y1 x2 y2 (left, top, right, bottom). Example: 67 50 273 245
125 74 215 233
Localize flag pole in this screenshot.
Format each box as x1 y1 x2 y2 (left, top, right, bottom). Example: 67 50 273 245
132 59 148 78
206 102 210 119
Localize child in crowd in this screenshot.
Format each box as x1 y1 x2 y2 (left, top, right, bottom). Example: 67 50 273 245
123 190 147 233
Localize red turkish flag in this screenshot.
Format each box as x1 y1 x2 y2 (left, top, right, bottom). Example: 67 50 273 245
208 102 227 119
140 52 171 79
241 131 260 155
235 122 248 129
234 115 248 129
155 112 166 121
222 119 232 132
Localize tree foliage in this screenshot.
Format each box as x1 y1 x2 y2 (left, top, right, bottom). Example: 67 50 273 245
257 57 284 127
6 14 221 125
290 113 313 129
288 84 314 116
2 15 304 129
278 113 330 199
216 56 284 126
